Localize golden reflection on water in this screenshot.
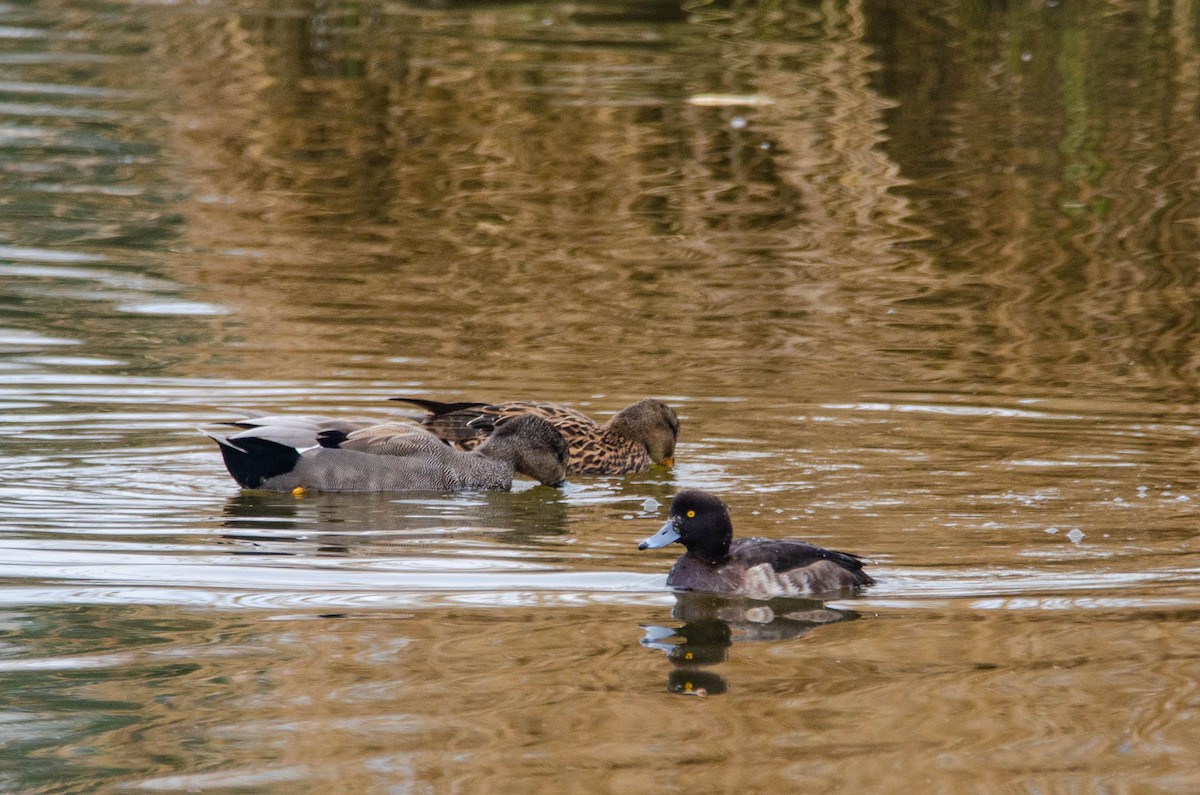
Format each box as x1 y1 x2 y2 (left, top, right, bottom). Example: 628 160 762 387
143 0 1200 402
3 601 1199 792
152 0 922 391
2 0 1200 791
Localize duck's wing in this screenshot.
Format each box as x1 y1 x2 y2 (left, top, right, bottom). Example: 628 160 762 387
731 538 871 577
391 398 598 450
390 397 496 447
494 401 595 428
324 422 451 458
728 538 874 595
220 413 377 450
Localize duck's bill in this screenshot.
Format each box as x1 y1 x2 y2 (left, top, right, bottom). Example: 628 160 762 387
638 519 681 550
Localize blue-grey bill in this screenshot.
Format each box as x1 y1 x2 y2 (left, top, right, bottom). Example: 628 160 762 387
638 520 681 550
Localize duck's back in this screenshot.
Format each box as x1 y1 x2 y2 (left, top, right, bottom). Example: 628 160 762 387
256 422 510 492
401 398 648 474
667 538 873 598
333 422 454 457
401 400 591 447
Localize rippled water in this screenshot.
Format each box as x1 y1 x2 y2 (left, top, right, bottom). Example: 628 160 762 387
3 0 1200 791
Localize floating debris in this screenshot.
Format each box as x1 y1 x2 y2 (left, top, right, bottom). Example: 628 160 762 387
686 94 776 107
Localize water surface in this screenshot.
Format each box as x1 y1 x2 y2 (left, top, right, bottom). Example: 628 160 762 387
3 0 1200 791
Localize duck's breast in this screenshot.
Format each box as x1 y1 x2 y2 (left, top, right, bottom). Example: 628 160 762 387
665 555 741 594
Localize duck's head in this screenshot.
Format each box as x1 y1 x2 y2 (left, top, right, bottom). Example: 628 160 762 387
638 489 733 563
493 414 569 487
608 398 679 466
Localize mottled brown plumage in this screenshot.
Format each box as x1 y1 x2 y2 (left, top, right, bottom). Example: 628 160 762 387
393 397 680 475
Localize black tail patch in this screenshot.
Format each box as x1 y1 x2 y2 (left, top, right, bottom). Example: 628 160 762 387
390 397 489 416
210 435 300 489
316 429 348 448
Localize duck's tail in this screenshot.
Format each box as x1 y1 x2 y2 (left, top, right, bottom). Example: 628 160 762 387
389 397 493 448
389 397 489 416
200 429 300 490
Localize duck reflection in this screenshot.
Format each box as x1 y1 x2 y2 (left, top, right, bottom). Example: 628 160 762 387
215 486 570 556
641 591 860 697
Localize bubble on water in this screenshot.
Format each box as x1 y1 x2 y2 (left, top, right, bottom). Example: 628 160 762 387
1044 527 1059 534
641 498 659 512
730 116 747 129
1067 529 1085 544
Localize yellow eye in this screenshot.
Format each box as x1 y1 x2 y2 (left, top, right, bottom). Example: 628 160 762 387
686 510 695 518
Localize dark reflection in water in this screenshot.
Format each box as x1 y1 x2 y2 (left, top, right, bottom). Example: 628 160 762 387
217 486 572 554
641 591 860 696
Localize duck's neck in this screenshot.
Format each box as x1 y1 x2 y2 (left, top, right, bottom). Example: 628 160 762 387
688 526 733 566
602 409 638 442
692 548 731 566
460 436 515 487
599 414 652 469
474 433 518 466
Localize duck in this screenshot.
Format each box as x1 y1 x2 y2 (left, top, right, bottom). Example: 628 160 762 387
203 411 568 493
392 396 679 475
638 490 873 598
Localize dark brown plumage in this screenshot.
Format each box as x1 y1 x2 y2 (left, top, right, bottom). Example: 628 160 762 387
393 397 679 475
638 490 874 598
